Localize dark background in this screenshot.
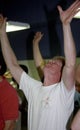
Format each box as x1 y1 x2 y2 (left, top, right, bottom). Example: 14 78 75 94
0 0 80 60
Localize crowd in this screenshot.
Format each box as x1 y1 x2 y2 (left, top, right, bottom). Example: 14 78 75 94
0 0 80 130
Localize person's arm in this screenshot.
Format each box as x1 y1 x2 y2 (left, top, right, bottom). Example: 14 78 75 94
4 120 16 130
0 15 23 84
58 0 80 90
71 109 80 130
32 32 45 80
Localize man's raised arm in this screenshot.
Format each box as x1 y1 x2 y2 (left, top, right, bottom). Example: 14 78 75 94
58 0 80 90
0 15 23 84
32 32 45 80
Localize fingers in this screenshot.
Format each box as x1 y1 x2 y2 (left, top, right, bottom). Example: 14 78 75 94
0 14 4 22
57 6 63 14
68 0 79 10
33 32 43 44
58 0 80 24
0 14 4 28
67 0 80 15
67 1 80 19
34 32 43 39
0 14 7 24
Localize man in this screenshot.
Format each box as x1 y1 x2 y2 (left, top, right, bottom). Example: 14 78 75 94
32 9 80 130
32 31 80 127
0 51 19 130
0 0 80 130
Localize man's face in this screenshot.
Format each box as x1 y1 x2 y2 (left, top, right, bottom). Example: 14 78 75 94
44 59 62 74
43 59 63 86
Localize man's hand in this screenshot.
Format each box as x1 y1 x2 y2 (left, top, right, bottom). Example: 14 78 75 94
0 14 7 35
57 0 80 24
33 32 43 44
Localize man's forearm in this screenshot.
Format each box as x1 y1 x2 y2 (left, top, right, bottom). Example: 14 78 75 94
0 32 18 69
63 23 76 66
33 42 44 68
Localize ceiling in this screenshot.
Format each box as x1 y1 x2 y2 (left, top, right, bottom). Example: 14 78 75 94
0 0 74 25
0 0 80 60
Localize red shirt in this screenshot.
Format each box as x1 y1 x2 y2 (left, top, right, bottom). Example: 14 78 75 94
0 76 19 129
0 104 5 130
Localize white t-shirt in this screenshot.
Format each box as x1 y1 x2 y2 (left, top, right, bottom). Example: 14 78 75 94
20 71 75 130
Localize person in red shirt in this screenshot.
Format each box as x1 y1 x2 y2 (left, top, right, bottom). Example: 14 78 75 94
0 104 5 130
0 51 19 130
